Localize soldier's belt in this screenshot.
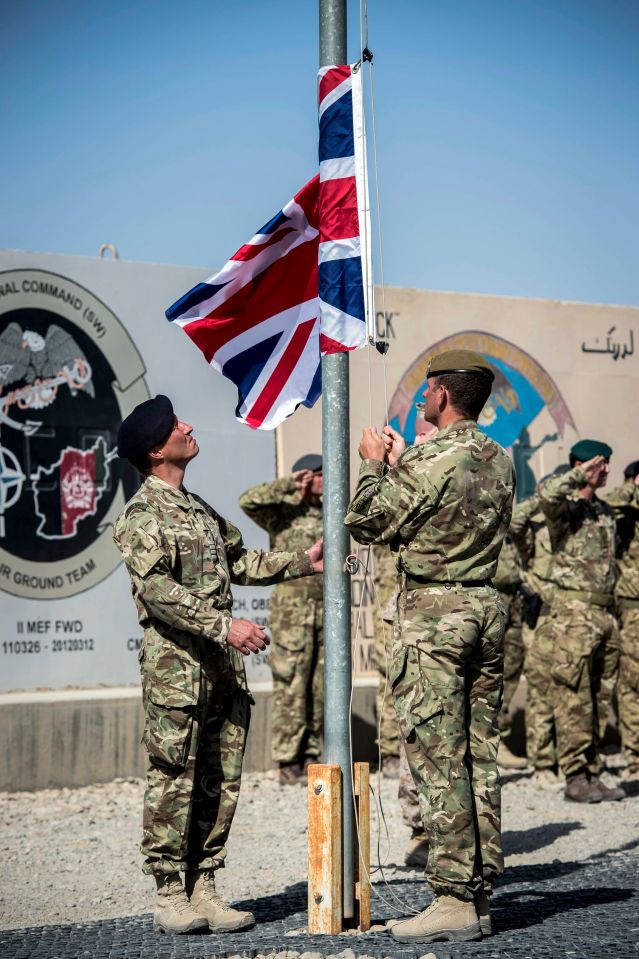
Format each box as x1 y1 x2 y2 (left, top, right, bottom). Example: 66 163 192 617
617 596 639 609
405 577 493 590
556 588 614 607
494 582 518 596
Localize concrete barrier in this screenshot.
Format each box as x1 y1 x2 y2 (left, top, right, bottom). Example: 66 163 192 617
0 680 381 792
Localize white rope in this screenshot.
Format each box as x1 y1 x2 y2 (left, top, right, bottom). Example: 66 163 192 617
343 0 423 921
347 545 423 917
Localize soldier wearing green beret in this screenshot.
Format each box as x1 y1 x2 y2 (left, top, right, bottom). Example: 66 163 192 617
112 397 323 934
604 459 639 781
538 439 624 803
345 349 515 944
239 455 324 786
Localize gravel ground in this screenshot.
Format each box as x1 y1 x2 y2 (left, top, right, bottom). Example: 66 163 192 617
1 757 638 932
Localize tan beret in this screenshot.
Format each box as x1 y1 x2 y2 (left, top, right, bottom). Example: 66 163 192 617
427 349 494 382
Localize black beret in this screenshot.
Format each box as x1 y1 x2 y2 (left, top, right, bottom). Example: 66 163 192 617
292 454 322 473
570 439 612 461
624 460 639 480
117 395 175 459
427 349 494 382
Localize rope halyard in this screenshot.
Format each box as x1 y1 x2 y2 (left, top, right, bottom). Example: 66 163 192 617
345 0 420 919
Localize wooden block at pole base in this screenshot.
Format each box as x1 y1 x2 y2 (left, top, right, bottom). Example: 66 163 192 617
353 761 371 932
307 764 343 934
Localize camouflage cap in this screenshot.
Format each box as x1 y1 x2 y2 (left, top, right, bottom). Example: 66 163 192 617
117 394 175 459
292 453 322 473
427 349 494 382
570 438 612 461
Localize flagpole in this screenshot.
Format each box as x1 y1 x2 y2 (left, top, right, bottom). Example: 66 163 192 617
319 0 355 923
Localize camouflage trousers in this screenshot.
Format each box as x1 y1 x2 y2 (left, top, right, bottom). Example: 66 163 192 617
372 546 400 760
497 592 525 741
268 585 324 764
524 612 557 770
141 643 250 877
549 597 620 777
617 602 639 769
398 744 422 833
374 617 400 760
392 583 506 899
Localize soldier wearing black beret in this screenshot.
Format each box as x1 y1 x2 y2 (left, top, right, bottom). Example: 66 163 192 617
113 397 323 934
239 452 324 785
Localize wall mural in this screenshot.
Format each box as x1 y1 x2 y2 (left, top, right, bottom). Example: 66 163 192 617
0 270 148 599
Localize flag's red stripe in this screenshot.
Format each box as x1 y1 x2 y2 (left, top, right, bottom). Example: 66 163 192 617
320 332 354 355
184 240 319 361
319 65 351 105
294 174 320 224
246 318 317 428
319 177 358 242
233 227 296 262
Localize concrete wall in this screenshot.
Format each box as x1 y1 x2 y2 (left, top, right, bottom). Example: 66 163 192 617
0 681 381 792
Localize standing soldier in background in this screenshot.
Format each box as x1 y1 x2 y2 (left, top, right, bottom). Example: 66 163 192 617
239 455 323 786
605 459 639 781
493 537 527 770
539 440 624 803
371 544 401 778
346 350 515 944
113 397 323 935
510 468 567 790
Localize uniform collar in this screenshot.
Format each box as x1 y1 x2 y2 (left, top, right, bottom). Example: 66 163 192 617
435 419 477 439
143 474 193 511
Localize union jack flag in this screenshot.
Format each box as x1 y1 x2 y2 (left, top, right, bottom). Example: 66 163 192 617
166 64 373 430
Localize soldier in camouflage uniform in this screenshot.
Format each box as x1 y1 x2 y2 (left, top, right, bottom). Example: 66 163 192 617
510 480 563 789
493 538 527 769
239 454 323 785
345 350 515 944
539 440 624 804
113 396 323 934
371 544 401 778
604 460 639 780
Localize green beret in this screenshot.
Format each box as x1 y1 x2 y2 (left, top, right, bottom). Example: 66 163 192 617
117 395 175 459
427 349 494 382
570 439 612 461
292 454 322 472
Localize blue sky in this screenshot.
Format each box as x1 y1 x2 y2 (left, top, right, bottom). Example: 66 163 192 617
2 0 638 305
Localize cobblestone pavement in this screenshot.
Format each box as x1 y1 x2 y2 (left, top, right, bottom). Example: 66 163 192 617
0 849 638 958
1 761 638 958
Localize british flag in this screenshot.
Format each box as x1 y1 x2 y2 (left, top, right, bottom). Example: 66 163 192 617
166 64 372 430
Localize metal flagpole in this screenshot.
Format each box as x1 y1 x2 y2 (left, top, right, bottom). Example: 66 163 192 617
318 0 355 922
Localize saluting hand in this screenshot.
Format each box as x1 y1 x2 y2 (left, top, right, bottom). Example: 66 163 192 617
581 455 609 488
358 427 386 461
292 469 314 496
226 618 270 656
307 537 324 573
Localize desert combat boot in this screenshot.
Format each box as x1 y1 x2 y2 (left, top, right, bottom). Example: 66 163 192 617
185 870 255 932
154 874 209 935
391 894 481 943
474 890 492 936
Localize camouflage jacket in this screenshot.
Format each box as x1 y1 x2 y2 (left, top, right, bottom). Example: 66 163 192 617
604 480 639 601
344 421 515 583
538 466 616 595
239 477 323 596
510 492 556 602
113 476 315 703
493 538 522 594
